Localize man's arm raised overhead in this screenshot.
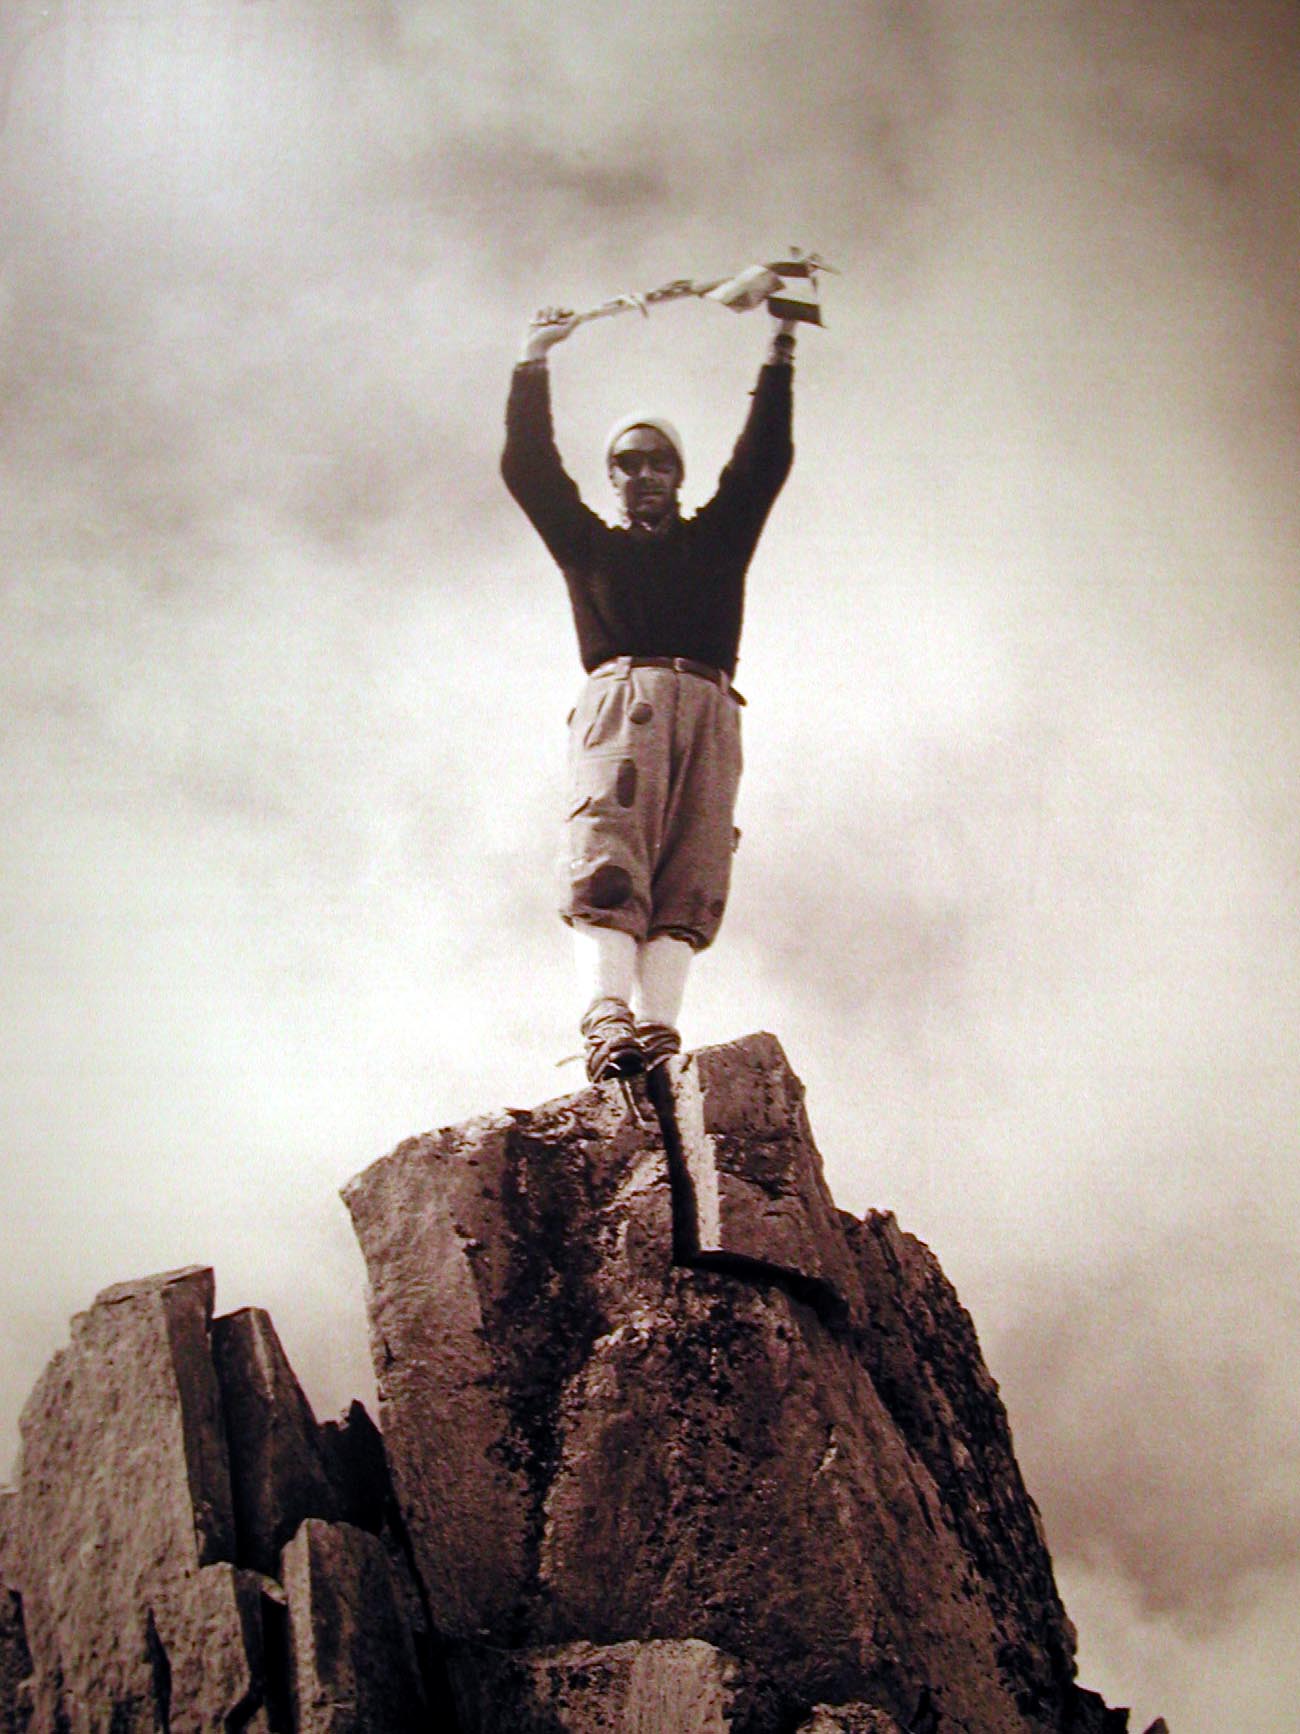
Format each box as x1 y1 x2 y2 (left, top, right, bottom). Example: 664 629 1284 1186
696 316 796 539
501 308 604 569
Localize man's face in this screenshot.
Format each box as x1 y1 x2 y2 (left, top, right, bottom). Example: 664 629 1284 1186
608 427 682 530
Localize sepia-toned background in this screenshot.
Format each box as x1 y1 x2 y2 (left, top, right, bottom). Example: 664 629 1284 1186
2 4 1297 1728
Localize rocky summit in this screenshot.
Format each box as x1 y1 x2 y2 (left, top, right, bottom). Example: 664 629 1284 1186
0 1033 1160 1732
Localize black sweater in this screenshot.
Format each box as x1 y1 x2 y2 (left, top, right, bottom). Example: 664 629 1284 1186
501 359 793 677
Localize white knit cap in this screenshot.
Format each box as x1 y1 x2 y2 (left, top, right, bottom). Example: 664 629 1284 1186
604 413 685 477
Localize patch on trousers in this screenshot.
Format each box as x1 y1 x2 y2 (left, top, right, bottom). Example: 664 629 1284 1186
573 863 633 910
616 758 638 807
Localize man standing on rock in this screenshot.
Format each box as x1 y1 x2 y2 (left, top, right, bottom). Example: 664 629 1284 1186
501 301 797 1084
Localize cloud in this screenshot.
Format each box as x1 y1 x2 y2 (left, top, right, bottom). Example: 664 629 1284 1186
999 1215 1300 1638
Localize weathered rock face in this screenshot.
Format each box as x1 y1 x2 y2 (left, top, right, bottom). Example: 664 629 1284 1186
213 1307 345 1578
445 1637 745 1734
795 1709 908 1734
343 1033 1133 1733
665 1035 867 1319
845 1212 1077 1723
12 1267 264 1731
3 1031 1156 1733
282 1520 427 1732
342 1081 670 1649
1 1268 425 1732
0 1495 31 1734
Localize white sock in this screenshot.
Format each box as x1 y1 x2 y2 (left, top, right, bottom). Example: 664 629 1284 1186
573 926 637 1012
636 935 693 1027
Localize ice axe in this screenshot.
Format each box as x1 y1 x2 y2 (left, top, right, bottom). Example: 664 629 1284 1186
544 248 836 332
706 249 835 325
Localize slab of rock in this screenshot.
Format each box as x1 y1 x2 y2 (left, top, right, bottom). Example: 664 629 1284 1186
343 1084 672 1643
796 1708 908 1734
847 1212 1078 1724
537 1273 1034 1728
282 1518 426 1732
158 1563 275 1734
212 1307 342 1576
319 1402 391 1537
3 1264 442 1732
446 1637 742 1734
0 1560 29 1734
345 1036 1094 1730
0 1490 19 1588
11 1266 269 1730
659 1034 866 1321
1062 1688 1133 1734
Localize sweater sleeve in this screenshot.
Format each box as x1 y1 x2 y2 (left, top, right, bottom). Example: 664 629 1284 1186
500 361 602 569
696 361 794 538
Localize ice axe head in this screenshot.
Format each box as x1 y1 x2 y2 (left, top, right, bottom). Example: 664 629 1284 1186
706 258 826 325
765 250 828 325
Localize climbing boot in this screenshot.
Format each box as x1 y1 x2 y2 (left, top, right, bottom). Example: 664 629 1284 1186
635 1020 682 1072
580 996 642 1083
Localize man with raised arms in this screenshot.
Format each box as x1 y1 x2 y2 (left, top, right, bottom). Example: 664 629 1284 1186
501 302 797 1083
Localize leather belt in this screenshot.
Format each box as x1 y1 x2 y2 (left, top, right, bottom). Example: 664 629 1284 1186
595 655 746 704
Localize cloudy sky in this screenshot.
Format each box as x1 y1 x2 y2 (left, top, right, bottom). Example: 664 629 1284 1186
2 2 1297 1727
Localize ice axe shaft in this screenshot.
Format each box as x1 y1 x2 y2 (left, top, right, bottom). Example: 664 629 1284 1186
543 250 835 331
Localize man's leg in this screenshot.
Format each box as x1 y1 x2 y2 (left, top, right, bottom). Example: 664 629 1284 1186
573 924 641 1081
573 924 637 1007
637 935 693 1027
564 671 658 1084
634 935 693 1070
573 926 690 1077
634 677 741 1072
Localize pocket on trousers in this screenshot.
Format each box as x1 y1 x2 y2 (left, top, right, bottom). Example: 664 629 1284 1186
576 685 625 751
567 750 642 822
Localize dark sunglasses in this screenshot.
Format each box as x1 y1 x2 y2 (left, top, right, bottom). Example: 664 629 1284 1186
611 449 678 478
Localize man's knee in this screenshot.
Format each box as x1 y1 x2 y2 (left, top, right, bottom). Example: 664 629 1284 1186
563 855 649 940
573 861 635 913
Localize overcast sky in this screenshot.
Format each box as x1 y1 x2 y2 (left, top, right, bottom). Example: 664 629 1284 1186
2 3 1298 1728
